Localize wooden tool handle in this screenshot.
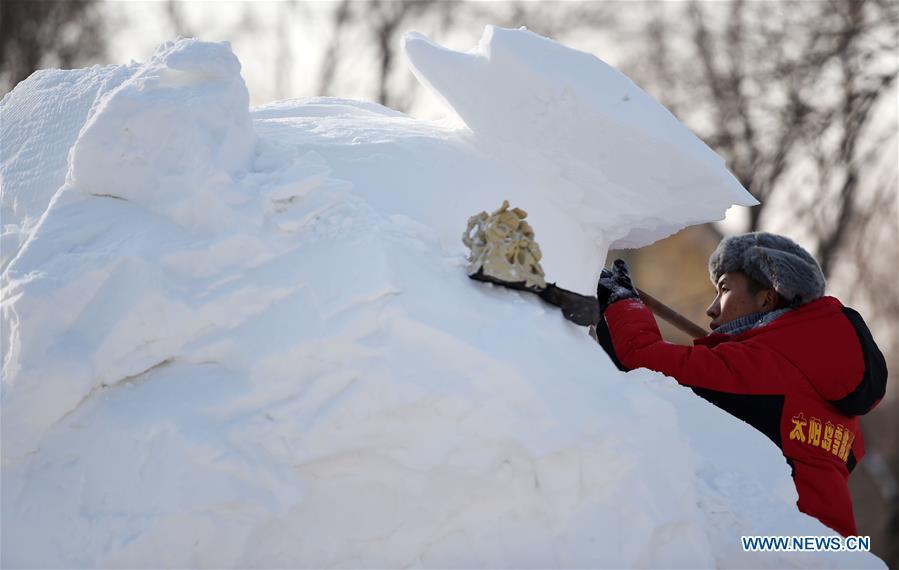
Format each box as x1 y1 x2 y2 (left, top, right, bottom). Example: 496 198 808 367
635 287 709 339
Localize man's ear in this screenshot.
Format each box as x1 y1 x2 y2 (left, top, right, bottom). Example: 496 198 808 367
754 288 772 311
762 289 779 311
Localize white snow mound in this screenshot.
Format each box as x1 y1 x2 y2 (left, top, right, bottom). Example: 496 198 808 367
0 61 136 271
0 31 883 569
404 26 758 253
69 39 257 232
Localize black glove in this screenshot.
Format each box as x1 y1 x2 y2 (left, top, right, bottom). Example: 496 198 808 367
596 258 639 315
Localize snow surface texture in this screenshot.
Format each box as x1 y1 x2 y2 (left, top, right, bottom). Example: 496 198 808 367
0 61 136 271
0 31 882 568
404 27 758 259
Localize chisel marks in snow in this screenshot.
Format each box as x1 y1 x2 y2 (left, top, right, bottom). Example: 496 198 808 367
51 358 175 431
88 193 130 201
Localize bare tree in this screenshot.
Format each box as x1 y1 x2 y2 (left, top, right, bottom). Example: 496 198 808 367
164 0 194 38
317 0 352 97
0 0 105 95
274 0 304 100
316 0 457 111
316 1 619 113
626 0 897 280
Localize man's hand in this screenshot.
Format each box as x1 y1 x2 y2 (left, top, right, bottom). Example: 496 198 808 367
597 258 639 314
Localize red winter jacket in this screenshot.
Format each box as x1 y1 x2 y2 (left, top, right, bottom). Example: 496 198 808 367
604 296 888 537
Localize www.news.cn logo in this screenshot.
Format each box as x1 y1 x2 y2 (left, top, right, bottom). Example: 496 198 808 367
741 535 871 552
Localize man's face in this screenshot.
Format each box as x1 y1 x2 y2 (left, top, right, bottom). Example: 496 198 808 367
706 271 771 331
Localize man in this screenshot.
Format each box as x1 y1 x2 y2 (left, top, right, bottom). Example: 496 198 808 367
596 232 888 537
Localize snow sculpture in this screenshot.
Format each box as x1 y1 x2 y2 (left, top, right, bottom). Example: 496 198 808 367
1 32 885 570
0 62 136 270
404 26 759 254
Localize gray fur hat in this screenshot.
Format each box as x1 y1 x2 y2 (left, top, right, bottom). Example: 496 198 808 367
708 232 826 306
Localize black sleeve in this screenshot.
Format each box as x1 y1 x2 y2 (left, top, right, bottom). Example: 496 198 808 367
593 318 628 371
690 388 786 449
831 307 889 416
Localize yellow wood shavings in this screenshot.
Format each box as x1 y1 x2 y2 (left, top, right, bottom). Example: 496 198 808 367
462 200 546 289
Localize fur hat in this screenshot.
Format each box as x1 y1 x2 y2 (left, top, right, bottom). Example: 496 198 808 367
708 232 826 306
